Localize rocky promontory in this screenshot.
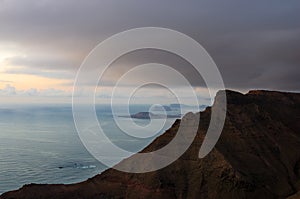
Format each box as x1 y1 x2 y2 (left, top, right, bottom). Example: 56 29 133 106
2 90 300 199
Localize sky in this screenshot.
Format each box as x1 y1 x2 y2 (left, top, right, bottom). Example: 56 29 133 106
0 0 299 104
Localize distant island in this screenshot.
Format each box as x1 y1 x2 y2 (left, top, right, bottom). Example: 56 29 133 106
3 90 300 199
170 103 208 111
120 111 181 119
151 105 172 111
117 103 209 120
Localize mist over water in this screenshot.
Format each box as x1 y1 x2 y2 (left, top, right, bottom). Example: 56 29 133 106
0 104 185 194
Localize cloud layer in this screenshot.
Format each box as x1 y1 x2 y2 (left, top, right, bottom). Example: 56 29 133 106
0 0 299 93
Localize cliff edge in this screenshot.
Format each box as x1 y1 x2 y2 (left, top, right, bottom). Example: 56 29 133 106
1 90 300 199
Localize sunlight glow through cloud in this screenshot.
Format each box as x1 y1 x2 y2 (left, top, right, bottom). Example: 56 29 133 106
0 0 299 103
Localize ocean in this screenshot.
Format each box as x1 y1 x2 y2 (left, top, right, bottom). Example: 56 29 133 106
0 104 185 194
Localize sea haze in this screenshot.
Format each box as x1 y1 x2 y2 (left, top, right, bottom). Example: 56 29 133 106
0 104 186 194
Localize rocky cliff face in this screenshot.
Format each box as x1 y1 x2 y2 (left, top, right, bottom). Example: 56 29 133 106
1 90 300 199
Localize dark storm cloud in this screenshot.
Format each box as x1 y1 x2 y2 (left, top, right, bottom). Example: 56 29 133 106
0 0 299 91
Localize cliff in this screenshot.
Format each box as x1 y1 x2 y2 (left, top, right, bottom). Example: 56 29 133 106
1 90 300 199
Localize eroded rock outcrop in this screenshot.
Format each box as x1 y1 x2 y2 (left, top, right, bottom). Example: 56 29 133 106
1 90 300 199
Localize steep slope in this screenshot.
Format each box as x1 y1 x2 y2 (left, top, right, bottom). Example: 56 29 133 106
1 90 300 199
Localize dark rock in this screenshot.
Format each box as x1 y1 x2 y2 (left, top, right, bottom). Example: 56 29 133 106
2 90 300 199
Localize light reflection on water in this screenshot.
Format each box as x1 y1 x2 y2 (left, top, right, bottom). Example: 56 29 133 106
0 104 185 194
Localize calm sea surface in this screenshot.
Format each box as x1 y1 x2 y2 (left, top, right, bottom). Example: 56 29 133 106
0 104 183 194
